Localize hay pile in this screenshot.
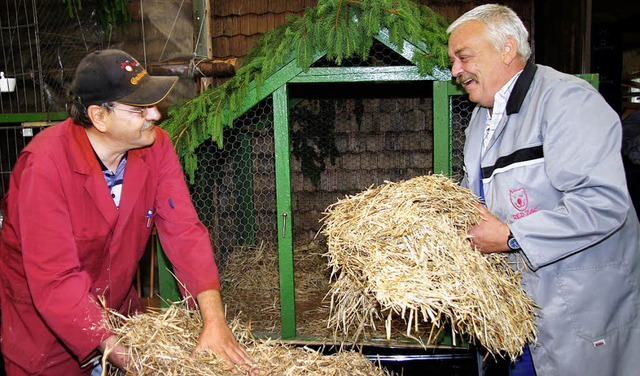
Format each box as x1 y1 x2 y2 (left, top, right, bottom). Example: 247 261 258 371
321 175 537 360
104 302 389 375
220 241 332 335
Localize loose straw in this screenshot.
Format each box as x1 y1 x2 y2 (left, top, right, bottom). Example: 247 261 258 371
220 241 332 336
104 301 389 375
321 175 537 360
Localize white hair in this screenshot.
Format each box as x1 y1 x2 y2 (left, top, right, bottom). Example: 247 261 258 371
447 4 531 61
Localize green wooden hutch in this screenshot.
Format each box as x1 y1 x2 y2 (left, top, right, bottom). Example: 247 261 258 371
157 1 468 346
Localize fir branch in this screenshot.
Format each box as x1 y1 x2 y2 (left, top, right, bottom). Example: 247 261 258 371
347 0 400 16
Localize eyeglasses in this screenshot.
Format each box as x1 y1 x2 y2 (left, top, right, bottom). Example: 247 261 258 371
112 105 153 118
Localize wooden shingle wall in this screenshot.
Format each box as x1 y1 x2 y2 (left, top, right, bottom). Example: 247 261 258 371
210 0 533 66
211 0 319 66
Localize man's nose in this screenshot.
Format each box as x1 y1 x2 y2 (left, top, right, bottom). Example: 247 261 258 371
146 105 162 121
450 59 463 77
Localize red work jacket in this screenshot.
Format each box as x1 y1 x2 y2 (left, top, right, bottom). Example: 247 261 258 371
0 119 220 374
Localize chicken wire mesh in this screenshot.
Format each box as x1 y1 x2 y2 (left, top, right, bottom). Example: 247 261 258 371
451 94 475 181
189 98 278 265
187 83 444 258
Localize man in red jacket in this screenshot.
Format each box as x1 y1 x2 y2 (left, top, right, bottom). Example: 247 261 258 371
0 49 257 375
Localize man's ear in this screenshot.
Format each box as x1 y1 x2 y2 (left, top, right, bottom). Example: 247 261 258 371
87 105 108 133
502 36 518 66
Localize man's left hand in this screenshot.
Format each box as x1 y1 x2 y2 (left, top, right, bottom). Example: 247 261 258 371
468 203 511 253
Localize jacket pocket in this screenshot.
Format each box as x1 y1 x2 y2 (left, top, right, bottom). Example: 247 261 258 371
75 235 109 274
556 263 639 342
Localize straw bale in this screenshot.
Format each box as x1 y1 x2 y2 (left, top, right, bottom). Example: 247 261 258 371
320 174 537 360
104 302 389 375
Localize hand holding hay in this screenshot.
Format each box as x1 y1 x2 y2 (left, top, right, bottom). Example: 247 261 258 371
320 175 537 360
98 333 138 374
193 290 259 375
468 203 513 253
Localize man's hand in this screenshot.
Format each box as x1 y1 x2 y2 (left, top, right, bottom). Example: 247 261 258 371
98 334 136 372
468 203 511 253
194 290 259 375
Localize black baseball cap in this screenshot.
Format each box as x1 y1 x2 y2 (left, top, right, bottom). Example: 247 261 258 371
71 49 178 107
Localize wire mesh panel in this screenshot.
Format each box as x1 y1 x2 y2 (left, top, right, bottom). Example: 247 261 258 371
189 98 277 264
450 94 475 181
0 125 47 198
0 0 104 115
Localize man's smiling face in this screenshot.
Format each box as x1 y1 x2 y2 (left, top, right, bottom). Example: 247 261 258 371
448 20 511 108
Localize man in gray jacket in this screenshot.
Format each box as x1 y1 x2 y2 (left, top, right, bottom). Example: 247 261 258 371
447 4 640 376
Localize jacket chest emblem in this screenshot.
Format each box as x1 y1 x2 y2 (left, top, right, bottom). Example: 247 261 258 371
509 187 538 220
510 188 529 211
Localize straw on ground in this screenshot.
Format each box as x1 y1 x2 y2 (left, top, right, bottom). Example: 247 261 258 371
104 301 389 375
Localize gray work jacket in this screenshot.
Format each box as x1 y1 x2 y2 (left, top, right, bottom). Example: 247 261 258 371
461 61 640 376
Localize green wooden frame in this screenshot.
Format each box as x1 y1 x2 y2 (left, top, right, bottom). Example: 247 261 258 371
157 64 453 338
155 36 600 345
156 32 456 342
0 112 67 124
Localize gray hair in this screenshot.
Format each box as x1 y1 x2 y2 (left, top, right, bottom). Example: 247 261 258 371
447 4 531 62
68 96 115 128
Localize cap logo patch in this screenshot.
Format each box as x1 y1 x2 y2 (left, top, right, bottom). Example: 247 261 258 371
121 60 138 72
119 59 148 85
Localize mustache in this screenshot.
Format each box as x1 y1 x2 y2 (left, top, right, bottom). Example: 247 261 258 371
456 75 475 85
142 120 155 130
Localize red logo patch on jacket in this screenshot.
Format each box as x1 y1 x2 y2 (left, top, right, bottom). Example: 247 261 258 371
510 187 538 220
510 188 528 211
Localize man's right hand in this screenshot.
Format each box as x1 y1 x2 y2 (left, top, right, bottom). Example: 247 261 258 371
98 334 137 372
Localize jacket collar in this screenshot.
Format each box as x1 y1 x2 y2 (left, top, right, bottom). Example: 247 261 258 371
506 59 537 115
67 120 102 175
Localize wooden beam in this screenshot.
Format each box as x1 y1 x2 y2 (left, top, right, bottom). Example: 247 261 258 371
147 59 237 78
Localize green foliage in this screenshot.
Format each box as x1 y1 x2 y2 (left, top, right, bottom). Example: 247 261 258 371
161 0 451 183
61 0 131 33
